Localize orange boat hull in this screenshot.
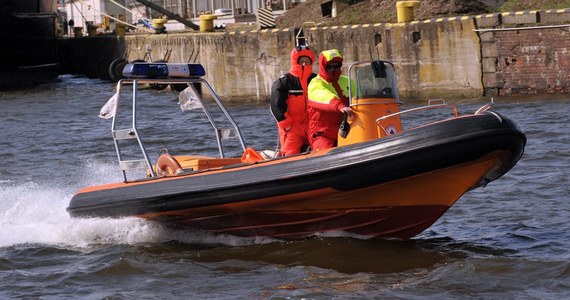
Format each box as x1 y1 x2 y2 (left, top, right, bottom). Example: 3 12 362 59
139 151 507 239
68 112 525 240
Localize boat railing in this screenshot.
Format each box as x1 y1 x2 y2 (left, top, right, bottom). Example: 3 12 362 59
349 99 404 106
111 74 247 182
375 99 459 134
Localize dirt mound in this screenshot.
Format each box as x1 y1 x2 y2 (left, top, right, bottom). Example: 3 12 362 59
275 0 492 28
500 0 570 11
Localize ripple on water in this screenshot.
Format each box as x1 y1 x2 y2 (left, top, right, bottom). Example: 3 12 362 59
0 80 569 299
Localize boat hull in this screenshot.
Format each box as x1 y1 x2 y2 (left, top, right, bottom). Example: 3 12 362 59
68 112 526 239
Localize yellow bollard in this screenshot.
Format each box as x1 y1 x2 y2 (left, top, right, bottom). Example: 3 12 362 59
396 1 421 23
152 18 167 28
152 18 168 33
199 14 217 32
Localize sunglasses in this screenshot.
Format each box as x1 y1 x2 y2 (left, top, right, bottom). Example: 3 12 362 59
326 64 341 71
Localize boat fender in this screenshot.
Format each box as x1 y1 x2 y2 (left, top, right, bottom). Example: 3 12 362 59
259 149 279 159
156 153 183 176
241 148 264 163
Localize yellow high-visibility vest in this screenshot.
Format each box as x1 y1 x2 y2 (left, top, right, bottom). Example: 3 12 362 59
308 75 350 104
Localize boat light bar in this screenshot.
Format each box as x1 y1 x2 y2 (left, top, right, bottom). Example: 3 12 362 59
122 63 206 78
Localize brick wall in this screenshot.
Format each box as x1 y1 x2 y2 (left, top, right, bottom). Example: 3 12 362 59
477 9 570 97
496 28 570 96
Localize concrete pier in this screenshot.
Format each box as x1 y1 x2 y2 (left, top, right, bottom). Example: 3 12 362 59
58 9 570 101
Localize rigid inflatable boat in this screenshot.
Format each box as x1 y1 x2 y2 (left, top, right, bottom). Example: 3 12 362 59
67 60 526 240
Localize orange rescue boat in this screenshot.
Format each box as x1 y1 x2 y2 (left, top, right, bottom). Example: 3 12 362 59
67 61 526 240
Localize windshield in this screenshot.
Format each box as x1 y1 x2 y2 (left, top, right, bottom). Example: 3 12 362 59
349 61 399 100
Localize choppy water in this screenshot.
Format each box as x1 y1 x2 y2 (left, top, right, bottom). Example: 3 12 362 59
0 76 568 299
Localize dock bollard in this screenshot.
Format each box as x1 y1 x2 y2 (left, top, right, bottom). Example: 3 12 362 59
86 21 97 36
115 24 126 37
152 18 167 34
73 27 83 37
199 14 217 32
396 1 421 23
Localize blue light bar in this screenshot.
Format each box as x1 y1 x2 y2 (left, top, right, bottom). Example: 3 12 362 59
122 63 206 78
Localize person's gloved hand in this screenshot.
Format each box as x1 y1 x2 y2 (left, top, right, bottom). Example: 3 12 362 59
340 106 354 116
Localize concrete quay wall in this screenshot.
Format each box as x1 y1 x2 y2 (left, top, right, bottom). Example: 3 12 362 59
121 19 482 101
60 9 570 101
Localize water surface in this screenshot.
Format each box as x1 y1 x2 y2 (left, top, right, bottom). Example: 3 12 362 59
0 76 568 299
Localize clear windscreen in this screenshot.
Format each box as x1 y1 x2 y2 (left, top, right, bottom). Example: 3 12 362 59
349 61 399 100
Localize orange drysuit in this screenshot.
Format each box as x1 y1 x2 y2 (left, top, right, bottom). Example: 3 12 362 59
307 49 350 150
270 47 316 156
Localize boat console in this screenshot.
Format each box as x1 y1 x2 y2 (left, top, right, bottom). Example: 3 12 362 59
340 60 403 146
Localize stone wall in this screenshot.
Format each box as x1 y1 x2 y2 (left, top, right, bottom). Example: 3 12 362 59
123 18 482 101
59 9 570 101
124 31 290 101
301 19 482 100
477 9 570 96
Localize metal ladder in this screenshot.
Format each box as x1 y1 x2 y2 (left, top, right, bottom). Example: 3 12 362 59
111 80 156 182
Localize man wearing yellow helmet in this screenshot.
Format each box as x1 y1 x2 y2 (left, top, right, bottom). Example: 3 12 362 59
307 49 354 150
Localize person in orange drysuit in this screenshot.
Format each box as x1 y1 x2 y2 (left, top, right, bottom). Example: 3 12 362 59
307 49 354 150
270 46 317 156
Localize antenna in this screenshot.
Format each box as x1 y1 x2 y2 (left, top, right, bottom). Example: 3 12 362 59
296 22 316 48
